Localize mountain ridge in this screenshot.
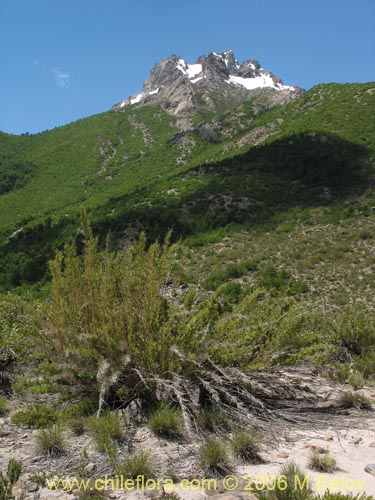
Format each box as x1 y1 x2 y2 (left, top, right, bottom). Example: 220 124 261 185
112 50 303 116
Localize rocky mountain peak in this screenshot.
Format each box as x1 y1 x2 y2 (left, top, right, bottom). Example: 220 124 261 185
113 50 302 115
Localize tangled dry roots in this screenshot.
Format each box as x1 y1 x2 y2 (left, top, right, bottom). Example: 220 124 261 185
113 348 308 435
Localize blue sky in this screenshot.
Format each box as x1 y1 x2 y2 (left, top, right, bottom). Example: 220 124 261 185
1 0 374 135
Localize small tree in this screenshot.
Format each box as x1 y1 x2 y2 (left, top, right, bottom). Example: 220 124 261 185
41 210 184 411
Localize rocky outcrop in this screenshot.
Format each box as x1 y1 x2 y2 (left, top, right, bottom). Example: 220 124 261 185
112 50 303 116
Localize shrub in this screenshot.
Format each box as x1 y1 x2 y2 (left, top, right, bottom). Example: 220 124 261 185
259 266 291 293
35 425 65 455
61 397 97 420
308 451 337 473
11 404 58 428
336 307 375 361
117 450 154 480
38 215 304 432
149 404 184 438
0 293 37 363
0 458 23 500
231 431 262 463
0 471 13 500
88 412 125 452
288 280 309 295
39 215 190 411
29 381 56 395
7 458 22 485
0 396 7 416
339 391 373 410
67 417 87 436
259 461 311 500
346 371 365 389
198 439 232 476
38 362 63 377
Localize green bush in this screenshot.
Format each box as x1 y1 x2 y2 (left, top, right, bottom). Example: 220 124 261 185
11 404 58 428
39 216 200 413
149 404 184 438
0 471 13 500
0 458 22 500
259 461 311 500
88 412 126 452
35 425 65 455
308 451 337 473
336 308 375 361
7 458 22 485
198 439 232 476
0 396 7 416
0 293 37 362
346 371 365 389
67 417 87 436
231 431 262 463
204 261 257 291
259 266 291 293
61 397 97 420
288 280 309 295
117 450 154 480
339 391 372 410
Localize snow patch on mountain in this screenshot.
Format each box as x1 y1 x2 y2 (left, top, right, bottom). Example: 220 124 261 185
176 59 203 79
227 74 295 91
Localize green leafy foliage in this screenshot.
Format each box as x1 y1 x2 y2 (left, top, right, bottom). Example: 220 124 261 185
318 493 375 500
11 404 58 428
0 293 37 361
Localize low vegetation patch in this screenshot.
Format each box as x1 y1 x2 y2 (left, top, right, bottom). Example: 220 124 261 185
339 391 373 410
6 458 22 485
35 425 65 455
258 460 311 500
231 430 262 463
149 404 184 438
11 404 58 428
67 417 87 436
308 451 337 473
0 459 22 500
117 450 154 480
88 412 126 453
198 439 232 476
0 396 7 416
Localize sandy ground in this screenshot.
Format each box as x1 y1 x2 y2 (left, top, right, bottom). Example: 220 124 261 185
236 422 375 497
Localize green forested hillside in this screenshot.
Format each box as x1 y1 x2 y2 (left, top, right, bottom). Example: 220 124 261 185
0 82 374 291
